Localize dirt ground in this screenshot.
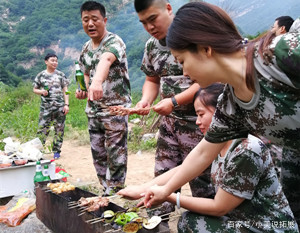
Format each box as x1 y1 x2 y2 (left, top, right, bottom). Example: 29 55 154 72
43 140 191 233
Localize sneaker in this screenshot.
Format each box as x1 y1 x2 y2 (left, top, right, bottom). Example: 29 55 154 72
54 152 60 160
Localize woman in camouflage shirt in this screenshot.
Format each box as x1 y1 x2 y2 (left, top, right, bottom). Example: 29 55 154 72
175 84 298 232
142 1 300 228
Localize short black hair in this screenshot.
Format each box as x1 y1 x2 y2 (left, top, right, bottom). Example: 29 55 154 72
275 16 294 32
44 53 57 61
134 0 169 13
80 1 106 18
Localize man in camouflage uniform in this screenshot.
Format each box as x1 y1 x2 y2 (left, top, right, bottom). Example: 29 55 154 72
33 53 70 159
133 0 214 219
271 15 294 36
76 1 131 196
178 135 298 233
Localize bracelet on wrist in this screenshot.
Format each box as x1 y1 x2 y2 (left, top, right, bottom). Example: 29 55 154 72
65 104 69 106
171 96 179 108
176 192 180 209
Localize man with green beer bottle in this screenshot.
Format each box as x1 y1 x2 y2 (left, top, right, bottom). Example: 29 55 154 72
75 1 131 196
33 53 70 160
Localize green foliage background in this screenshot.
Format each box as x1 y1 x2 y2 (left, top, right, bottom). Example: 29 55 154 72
0 0 149 90
0 82 158 152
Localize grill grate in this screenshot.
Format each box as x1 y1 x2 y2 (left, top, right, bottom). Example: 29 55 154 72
36 181 170 233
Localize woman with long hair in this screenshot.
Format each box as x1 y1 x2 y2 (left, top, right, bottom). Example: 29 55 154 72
141 2 300 227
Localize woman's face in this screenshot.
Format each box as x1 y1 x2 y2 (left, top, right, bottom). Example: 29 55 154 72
171 47 218 88
194 97 215 134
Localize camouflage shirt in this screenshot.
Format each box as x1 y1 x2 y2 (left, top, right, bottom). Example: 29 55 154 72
79 32 131 118
205 31 300 153
275 17 300 88
211 135 296 232
141 37 197 121
33 69 69 109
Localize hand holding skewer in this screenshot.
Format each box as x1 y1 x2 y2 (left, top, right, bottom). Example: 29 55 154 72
109 106 153 116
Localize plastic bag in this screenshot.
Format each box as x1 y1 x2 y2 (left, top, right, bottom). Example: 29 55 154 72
20 138 44 151
3 137 44 161
3 137 20 154
16 146 43 161
18 138 44 161
0 191 36 227
55 166 69 182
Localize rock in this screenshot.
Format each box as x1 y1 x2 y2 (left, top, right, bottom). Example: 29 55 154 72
142 133 156 142
136 150 142 156
130 118 141 124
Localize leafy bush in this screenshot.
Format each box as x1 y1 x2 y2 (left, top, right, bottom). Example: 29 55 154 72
128 125 157 153
127 92 160 152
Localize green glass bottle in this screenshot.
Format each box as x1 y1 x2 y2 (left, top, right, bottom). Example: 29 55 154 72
44 83 49 96
75 61 87 91
43 165 51 181
34 161 44 183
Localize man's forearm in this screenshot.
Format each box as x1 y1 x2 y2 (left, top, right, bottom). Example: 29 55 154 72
174 83 200 106
141 76 160 104
92 59 110 85
33 88 44 95
63 87 69 105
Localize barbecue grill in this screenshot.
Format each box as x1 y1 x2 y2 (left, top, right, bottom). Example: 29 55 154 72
36 181 170 233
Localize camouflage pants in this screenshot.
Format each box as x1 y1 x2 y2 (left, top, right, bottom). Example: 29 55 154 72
37 105 65 153
88 115 128 196
281 148 300 227
149 116 214 217
178 211 299 233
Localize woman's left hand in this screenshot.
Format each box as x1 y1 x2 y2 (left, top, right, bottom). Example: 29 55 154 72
143 185 170 208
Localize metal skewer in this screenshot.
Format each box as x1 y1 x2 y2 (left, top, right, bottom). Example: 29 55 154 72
68 204 80 209
68 203 78 207
78 211 86 216
105 194 120 200
89 218 105 225
68 204 79 208
157 212 171 218
104 229 122 233
161 214 182 222
139 205 163 211
85 216 103 223
80 206 90 211
68 201 77 205
104 229 117 233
